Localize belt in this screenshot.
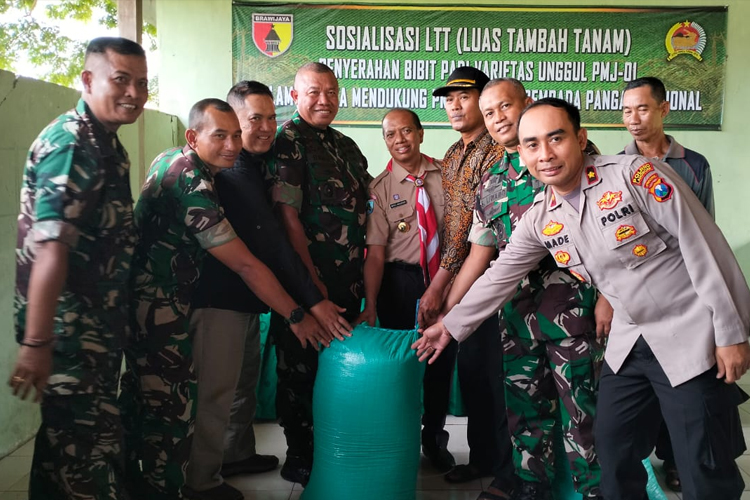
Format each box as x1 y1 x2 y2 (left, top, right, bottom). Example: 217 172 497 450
385 261 422 273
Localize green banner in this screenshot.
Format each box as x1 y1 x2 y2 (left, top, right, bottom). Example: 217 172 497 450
233 4 727 129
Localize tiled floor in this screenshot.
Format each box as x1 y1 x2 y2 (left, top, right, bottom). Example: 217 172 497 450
4 392 750 500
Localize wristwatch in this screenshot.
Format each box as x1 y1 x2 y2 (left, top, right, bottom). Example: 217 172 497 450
287 306 306 325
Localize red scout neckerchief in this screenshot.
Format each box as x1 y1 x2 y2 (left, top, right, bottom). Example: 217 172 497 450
386 154 440 286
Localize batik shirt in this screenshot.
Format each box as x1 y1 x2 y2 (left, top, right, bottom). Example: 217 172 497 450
440 129 503 275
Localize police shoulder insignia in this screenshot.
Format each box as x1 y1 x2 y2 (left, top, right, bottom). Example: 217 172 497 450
632 244 648 257
554 250 571 265
585 166 599 184
541 220 564 236
596 191 623 210
631 162 654 185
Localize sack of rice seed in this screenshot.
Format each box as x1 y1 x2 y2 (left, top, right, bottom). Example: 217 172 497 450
301 324 425 500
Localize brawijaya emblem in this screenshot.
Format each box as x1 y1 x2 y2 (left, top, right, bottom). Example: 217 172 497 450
666 20 706 62
252 13 294 58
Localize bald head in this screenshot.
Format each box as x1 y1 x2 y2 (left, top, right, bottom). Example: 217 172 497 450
291 62 339 128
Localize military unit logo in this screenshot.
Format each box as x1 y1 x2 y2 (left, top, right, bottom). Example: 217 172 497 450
597 191 623 211
542 220 564 236
666 20 706 61
252 13 293 58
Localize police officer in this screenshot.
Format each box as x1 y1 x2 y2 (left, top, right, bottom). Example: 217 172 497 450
621 76 716 493
270 62 370 485
444 79 603 500
357 108 454 471
416 97 750 500
9 36 147 500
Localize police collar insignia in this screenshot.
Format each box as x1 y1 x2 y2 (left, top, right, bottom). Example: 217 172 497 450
585 166 598 184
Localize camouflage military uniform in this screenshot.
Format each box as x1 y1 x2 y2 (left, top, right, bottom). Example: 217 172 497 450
119 145 236 499
469 149 603 497
15 99 136 500
270 111 371 460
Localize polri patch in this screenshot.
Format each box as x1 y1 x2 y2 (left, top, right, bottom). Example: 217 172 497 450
554 250 571 265
597 191 623 210
542 220 564 236
631 162 654 185
615 225 637 242
632 244 648 257
570 270 587 282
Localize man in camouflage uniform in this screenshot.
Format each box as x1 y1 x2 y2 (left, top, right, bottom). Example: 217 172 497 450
8 37 148 500
444 79 604 500
270 62 370 485
120 98 327 499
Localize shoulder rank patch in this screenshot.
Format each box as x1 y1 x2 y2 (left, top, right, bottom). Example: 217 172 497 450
631 162 654 185
542 220 564 236
632 244 648 257
596 191 622 210
585 165 599 184
615 224 637 242
554 250 571 265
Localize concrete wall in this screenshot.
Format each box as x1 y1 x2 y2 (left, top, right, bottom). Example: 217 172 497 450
157 0 750 277
0 70 181 458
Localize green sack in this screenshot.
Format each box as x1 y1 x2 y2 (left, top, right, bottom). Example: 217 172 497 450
301 324 425 500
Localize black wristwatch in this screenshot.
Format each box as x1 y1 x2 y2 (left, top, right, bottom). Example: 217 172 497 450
287 306 306 325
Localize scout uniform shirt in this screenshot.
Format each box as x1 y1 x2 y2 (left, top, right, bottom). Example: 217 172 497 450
15 98 136 394
469 150 596 340
130 145 237 346
271 111 371 315
444 154 750 386
367 155 445 264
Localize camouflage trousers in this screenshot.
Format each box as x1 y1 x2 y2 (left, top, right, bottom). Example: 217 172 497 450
503 332 604 497
119 298 196 500
271 286 361 460
30 345 129 500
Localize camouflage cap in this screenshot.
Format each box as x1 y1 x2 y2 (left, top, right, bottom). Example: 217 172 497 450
432 66 490 97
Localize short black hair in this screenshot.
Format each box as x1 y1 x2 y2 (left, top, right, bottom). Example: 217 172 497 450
382 108 423 134
85 37 145 61
624 77 667 104
519 97 581 132
189 98 234 130
227 80 273 109
482 78 527 100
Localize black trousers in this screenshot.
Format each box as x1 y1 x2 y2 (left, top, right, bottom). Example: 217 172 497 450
595 336 746 500
458 314 514 479
377 263 458 439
